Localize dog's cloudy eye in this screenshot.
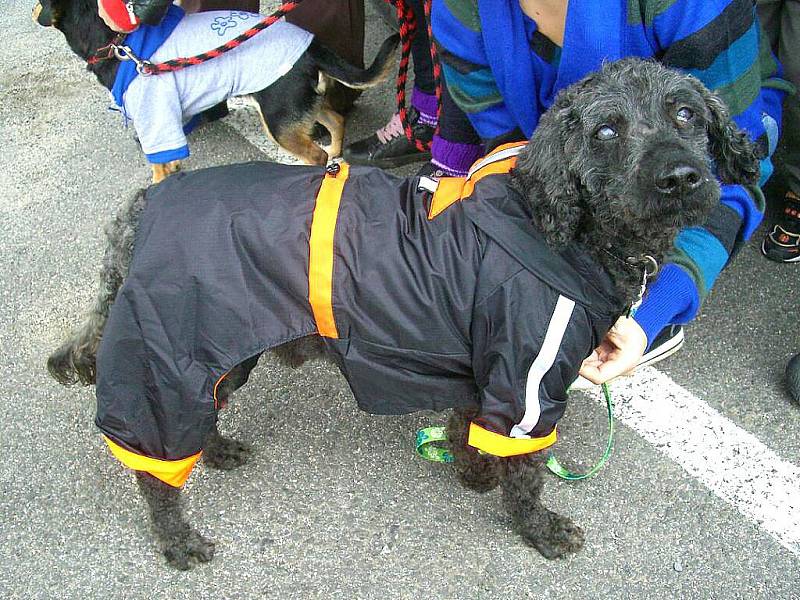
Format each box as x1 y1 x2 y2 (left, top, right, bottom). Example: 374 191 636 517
594 125 618 141
676 107 694 123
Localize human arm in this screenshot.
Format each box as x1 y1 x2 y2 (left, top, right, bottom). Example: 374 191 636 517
631 0 791 345
431 0 527 146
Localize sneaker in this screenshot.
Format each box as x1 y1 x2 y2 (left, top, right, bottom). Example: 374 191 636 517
571 325 684 389
762 191 800 263
638 324 685 369
343 106 432 168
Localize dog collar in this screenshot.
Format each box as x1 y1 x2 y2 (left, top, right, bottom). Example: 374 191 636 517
600 248 657 316
98 0 140 33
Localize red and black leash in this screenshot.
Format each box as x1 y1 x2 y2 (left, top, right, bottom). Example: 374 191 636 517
88 1 303 72
89 0 439 151
390 0 440 152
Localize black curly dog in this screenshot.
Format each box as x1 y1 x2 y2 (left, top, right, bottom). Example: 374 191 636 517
48 59 758 569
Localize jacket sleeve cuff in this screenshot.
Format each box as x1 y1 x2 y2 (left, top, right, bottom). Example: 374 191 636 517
467 422 557 457
633 264 700 348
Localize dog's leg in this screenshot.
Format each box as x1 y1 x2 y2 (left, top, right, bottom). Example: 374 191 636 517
273 122 329 166
202 355 260 469
151 160 181 183
501 454 585 559
135 472 215 570
202 421 251 470
251 92 329 165
315 104 345 158
446 409 502 493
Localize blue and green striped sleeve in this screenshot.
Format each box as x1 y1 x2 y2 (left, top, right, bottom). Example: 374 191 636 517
632 0 789 344
431 0 519 140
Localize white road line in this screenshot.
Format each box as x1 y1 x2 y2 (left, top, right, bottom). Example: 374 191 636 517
221 105 800 555
589 367 800 556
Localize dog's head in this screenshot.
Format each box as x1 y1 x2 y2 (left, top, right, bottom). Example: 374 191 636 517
32 0 61 27
32 0 171 31
513 58 759 253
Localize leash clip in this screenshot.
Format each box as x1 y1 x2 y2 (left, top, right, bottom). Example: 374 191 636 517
626 255 658 317
113 44 153 76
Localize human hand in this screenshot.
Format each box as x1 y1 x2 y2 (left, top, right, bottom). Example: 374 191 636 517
578 316 648 385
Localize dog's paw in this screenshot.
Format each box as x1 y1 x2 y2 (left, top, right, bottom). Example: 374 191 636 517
164 530 216 570
203 437 252 470
523 514 585 559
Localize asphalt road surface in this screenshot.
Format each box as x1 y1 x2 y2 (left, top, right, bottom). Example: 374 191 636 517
1 1 799 598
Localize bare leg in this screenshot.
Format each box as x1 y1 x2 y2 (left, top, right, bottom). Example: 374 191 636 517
501 454 584 558
135 472 215 570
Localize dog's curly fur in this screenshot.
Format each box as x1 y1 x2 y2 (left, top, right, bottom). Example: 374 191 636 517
48 59 759 569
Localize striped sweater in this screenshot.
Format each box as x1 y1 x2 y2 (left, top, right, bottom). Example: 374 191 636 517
431 0 792 345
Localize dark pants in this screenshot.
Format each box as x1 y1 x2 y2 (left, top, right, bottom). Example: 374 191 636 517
405 0 479 145
757 0 800 195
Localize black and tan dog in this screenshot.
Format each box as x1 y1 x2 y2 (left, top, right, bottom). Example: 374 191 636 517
48 60 758 569
33 0 399 182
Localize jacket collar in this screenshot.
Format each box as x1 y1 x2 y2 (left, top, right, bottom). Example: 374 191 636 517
461 174 625 317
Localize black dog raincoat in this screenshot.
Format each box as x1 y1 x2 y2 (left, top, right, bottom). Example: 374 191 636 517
96 143 625 486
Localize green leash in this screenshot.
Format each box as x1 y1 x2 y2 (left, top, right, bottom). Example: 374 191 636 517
415 382 615 481
544 382 614 480
415 426 454 463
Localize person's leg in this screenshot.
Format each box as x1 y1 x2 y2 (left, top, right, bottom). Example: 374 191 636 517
344 0 437 167
422 82 483 177
775 1 800 196
344 0 482 173
761 1 800 262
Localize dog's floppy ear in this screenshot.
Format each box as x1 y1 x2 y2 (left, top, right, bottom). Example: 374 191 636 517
513 85 586 247
696 83 760 186
32 1 58 26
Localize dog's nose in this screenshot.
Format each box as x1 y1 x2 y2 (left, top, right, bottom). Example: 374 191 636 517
655 165 703 195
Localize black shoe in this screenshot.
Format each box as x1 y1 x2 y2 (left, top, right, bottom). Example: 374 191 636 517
639 325 685 369
787 353 800 404
343 106 432 168
762 191 800 263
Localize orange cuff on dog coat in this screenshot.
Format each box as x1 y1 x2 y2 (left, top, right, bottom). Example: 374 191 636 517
427 141 528 220
467 422 557 457
103 436 201 488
